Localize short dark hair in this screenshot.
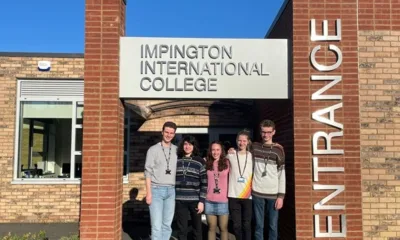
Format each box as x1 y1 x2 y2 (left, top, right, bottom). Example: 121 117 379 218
177 135 200 158
162 121 177 131
259 119 275 130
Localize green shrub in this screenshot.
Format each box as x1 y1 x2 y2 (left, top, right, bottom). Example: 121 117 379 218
1 231 79 240
59 234 79 240
1 231 46 240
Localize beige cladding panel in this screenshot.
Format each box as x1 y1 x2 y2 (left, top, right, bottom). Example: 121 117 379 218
359 31 400 239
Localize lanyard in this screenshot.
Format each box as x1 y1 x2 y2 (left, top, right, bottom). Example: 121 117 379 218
213 167 220 189
160 142 172 171
236 151 248 178
181 157 191 179
262 144 273 174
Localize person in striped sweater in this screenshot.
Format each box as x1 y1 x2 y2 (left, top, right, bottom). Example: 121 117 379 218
252 119 286 240
174 135 207 240
228 120 286 240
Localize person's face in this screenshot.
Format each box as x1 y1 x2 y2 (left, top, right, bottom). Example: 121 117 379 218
183 141 194 156
237 135 249 151
211 143 222 160
260 126 275 143
162 127 176 143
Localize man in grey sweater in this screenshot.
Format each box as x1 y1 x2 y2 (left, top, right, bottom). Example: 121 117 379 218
144 121 178 240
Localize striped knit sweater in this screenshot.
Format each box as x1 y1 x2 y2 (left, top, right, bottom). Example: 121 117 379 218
175 156 208 203
251 142 286 199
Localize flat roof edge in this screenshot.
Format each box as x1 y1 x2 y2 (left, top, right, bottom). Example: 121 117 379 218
265 0 291 38
0 52 84 58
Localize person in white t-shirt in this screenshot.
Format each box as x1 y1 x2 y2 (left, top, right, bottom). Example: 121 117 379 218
227 129 253 240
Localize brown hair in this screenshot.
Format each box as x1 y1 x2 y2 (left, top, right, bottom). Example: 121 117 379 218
259 119 275 130
205 141 229 172
236 129 252 151
162 121 177 131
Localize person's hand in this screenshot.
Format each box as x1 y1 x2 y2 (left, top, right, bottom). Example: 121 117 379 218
275 198 283 210
196 202 204 214
228 147 236 154
146 193 152 205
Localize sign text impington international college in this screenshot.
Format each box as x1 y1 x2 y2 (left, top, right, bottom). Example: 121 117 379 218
139 44 269 92
119 37 288 99
309 19 346 237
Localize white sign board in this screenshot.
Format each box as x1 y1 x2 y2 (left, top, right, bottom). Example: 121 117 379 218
120 37 288 99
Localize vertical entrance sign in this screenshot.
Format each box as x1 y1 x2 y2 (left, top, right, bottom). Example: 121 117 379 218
120 37 289 99
309 19 347 238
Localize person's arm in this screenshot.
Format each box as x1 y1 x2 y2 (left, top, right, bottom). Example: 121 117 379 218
276 146 286 209
227 147 236 154
277 147 286 198
144 147 155 205
197 160 207 213
145 178 152 205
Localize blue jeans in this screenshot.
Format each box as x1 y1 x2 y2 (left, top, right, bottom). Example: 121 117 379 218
253 195 279 240
149 185 176 240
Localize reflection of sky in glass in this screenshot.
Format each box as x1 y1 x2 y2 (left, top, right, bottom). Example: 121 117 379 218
23 101 72 119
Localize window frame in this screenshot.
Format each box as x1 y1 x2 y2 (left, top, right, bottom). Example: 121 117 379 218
12 80 130 185
12 80 83 184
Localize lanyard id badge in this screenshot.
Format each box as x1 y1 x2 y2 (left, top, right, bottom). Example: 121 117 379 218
236 151 248 183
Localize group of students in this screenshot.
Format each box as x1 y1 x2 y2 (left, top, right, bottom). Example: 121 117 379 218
144 119 286 240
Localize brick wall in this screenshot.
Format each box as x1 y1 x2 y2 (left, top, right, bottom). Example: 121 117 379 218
264 1 296 239
359 30 400 240
80 0 126 239
292 0 363 239
0 55 83 223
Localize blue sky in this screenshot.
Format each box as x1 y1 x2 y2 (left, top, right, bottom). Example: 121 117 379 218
0 0 285 53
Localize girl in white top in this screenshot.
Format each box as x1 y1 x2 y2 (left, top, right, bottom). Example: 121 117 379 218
227 130 253 240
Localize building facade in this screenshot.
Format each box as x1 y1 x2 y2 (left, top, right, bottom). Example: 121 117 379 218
0 0 399 239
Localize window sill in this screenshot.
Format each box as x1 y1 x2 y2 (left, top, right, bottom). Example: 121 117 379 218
11 179 81 185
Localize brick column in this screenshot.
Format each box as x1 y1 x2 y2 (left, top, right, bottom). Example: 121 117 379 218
292 0 363 239
80 0 126 239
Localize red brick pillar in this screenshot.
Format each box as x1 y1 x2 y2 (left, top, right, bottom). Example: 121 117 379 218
292 0 363 239
80 0 126 239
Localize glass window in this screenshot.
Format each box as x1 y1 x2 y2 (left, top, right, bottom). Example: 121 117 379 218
16 100 130 180
18 101 73 179
22 101 72 118
76 104 83 125
75 128 83 152
74 155 82 178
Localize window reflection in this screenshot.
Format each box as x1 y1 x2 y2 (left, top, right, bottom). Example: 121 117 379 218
19 102 72 178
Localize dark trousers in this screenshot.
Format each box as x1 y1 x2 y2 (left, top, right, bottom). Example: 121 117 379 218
175 200 203 240
228 198 252 240
253 195 279 240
